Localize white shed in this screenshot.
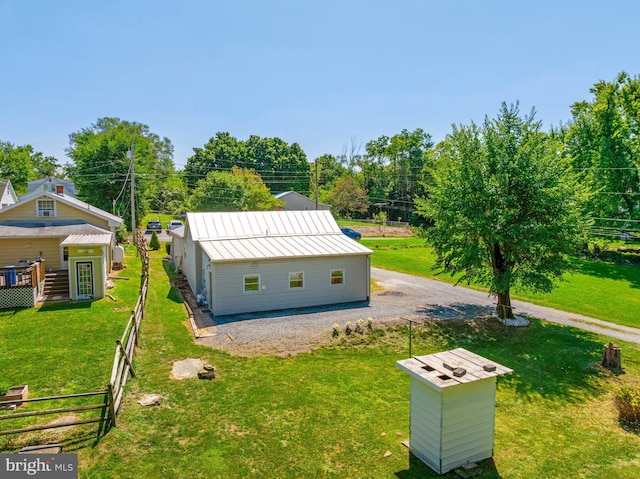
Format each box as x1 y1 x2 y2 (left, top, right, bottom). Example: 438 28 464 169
396 348 512 474
182 210 372 316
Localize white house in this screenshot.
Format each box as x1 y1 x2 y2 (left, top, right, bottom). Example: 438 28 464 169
180 210 372 316
0 179 18 209
274 191 331 211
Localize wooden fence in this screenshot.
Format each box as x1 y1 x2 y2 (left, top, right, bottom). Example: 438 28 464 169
0 230 149 438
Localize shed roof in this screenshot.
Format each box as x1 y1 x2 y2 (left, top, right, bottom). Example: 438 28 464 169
396 348 512 391
60 233 113 246
187 210 372 262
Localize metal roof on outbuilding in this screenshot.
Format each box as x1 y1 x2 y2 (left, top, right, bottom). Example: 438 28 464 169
60 233 113 246
186 210 372 262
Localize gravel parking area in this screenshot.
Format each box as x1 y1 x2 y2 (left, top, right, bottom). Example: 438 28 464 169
191 266 640 356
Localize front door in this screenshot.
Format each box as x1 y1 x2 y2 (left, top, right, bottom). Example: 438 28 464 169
76 261 94 299
61 246 69 270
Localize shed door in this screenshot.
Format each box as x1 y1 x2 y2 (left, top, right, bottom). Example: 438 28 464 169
76 261 94 299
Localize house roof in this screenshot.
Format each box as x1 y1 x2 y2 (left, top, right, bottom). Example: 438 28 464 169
4 190 123 227
61 233 113 246
28 177 76 196
168 225 185 239
186 210 372 262
0 220 112 238
274 190 331 208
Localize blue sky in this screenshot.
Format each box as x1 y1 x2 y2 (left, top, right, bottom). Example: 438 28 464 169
1 1 639 169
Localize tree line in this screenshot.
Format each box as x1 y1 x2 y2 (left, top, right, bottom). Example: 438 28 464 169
1 71 637 320
2 72 637 237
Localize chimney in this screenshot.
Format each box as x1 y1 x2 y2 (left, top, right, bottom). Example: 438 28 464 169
56 184 64 195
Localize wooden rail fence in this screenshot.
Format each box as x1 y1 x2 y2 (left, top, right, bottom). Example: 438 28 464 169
0 229 149 438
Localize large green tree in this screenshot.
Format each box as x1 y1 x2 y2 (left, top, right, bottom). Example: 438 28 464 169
416 103 591 320
0 141 60 194
566 72 640 239
184 133 310 195
326 175 369 219
66 118 175 228
363 128 433 221
189 167 283 212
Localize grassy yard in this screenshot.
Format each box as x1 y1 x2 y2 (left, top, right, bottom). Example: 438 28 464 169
363 239 640 329
3 244 640 478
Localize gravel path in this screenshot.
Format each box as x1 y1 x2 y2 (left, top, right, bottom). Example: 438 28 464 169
195 267 640 355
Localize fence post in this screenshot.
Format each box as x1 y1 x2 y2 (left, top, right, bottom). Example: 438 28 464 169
107 383 117 428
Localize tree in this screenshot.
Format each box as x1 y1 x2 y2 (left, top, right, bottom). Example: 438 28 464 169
566 72 640 238
189 167 282 212
67 118 175 229
0 141 60 194
364 129 434 221
326 176 369 219
149 231 160 250
415 103 591 320
185 133 311 195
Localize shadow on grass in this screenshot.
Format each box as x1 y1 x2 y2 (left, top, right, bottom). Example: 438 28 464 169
161 259 185 304
408 316 607 403
573 259 640 289
395 454 501 478
37 301 93 313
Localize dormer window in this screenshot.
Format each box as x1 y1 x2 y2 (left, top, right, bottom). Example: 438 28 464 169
37 199 56 217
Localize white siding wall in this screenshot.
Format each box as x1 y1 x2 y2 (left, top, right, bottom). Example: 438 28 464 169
409 377 498 474
210 255 369 316
440 379 497 472
183 230 202 297
409 380 442 473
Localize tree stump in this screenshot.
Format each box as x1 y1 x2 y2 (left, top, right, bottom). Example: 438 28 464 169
601 342 622 373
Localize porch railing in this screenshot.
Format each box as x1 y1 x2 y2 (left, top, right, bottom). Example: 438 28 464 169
0 261 45 289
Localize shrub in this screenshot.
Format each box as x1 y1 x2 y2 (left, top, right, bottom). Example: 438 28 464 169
614 385 640 427
165 242 171 255
149 231 160 250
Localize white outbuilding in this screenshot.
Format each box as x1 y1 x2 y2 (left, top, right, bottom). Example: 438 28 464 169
181 210 372 316
396 348 512 474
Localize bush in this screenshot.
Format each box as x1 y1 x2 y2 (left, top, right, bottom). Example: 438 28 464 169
614 385 640 427
165 242 171 255
149 231 160 250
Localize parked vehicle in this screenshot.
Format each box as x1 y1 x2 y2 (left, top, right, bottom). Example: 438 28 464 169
340 227 362 241
166 220 183 233
146 220 162 232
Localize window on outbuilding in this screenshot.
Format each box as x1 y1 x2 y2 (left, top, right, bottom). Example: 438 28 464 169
244 274 260 293
330 269 344 285
289 272 304 289
37 199 55 217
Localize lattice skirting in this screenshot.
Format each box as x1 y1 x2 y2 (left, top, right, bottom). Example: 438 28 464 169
0 287 36 309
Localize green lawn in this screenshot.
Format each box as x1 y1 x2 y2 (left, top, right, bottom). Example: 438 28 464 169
77 251 640 477
363 239 640 329
3 243 640 478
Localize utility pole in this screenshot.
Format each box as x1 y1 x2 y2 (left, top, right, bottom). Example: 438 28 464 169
129 141 136 246
314 158 319 210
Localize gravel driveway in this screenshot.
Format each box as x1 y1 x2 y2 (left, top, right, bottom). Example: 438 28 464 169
195 267 640 355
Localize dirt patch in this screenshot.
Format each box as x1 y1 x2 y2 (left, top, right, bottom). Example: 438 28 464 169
356 225 414 237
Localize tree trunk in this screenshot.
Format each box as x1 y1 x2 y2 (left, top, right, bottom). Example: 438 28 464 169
496 290 514 319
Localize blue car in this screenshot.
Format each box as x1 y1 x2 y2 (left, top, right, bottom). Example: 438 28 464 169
340 227 362 241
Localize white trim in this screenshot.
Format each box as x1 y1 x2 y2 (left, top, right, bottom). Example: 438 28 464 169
36 198 56 218
288 271 304 290
330 269 345 286
243 274 261 294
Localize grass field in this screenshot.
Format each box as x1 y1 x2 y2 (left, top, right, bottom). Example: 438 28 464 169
2 242 640 478
363 239 640 329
